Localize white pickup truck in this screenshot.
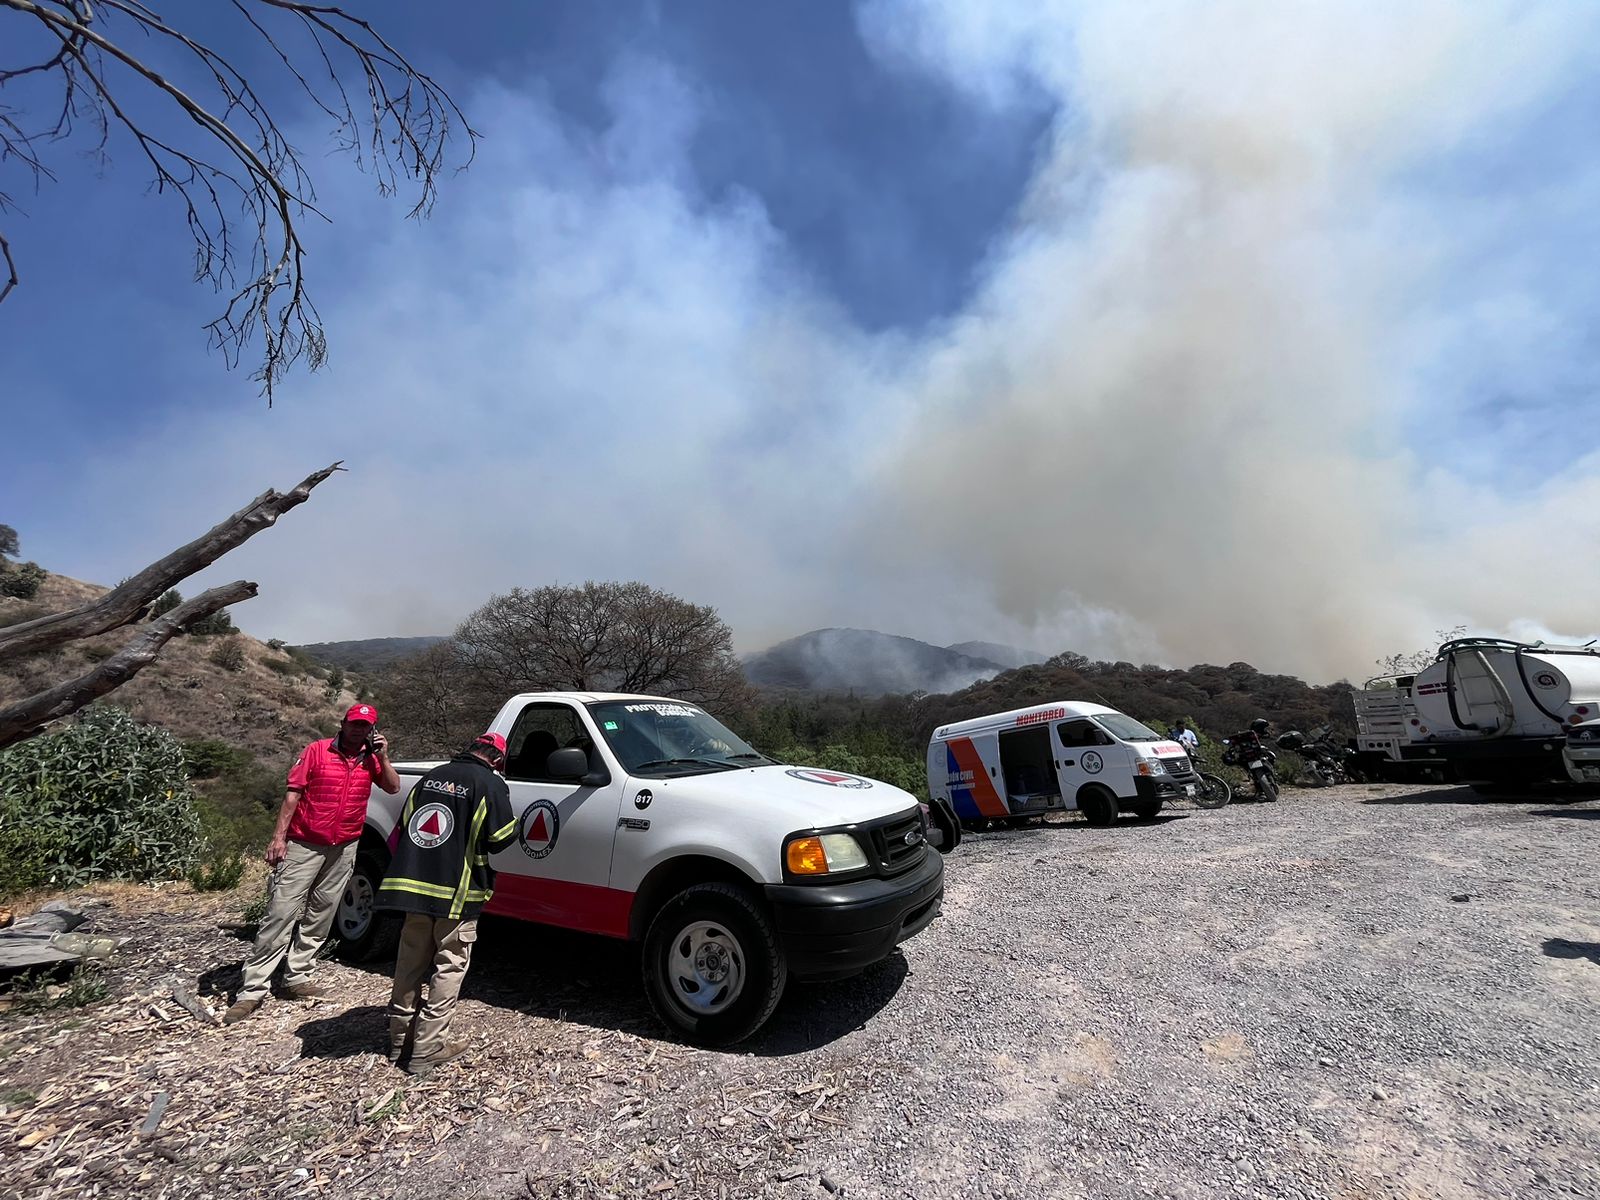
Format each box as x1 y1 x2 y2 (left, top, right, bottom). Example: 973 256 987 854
334 692 944 1045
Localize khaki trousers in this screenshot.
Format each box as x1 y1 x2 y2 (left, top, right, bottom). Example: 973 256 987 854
388 913 477 1061
237 839 358 1002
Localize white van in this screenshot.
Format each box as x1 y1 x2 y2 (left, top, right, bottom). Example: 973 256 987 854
927 701 1197 828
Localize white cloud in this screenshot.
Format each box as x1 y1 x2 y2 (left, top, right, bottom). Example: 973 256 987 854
40 4 1600 681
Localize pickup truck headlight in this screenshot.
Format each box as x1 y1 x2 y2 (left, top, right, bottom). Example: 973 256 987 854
785 832 869 876
1136 759 1166 776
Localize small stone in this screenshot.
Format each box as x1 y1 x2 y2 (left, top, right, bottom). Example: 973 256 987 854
1371 1087 1390 1101
1450 894 1471 903
1317 1057 1335 1068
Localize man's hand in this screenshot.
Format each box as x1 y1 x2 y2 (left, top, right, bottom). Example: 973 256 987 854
266 836 289 867
369 731 389 759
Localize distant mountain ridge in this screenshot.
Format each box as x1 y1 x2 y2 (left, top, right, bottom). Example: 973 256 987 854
296 636 446 673
742 628 1013 696
944 641 1047 670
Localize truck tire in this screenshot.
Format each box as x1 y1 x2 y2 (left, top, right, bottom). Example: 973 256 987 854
332 851 401 964
1131 799 1163 820
642 883 786 1047
1079 787 1118 828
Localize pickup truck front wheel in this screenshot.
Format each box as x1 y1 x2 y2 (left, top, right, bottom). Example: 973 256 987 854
332 851 400 964
642 883 786 1047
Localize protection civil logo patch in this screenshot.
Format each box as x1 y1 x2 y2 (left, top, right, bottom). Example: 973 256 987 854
518 799 560 859
408 802 454 849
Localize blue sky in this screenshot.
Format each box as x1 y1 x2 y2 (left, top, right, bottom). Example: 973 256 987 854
2 1 1598 679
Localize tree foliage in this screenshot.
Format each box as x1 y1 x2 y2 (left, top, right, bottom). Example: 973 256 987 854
0 706 202 892
377 583 752 757
0 0 476 398
0 523 17 559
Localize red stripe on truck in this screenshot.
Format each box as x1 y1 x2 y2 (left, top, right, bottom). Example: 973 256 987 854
483 874 633 939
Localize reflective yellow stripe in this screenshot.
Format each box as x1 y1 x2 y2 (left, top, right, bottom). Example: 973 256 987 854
378 878 456 899
450 797 489 920
489 818 517 841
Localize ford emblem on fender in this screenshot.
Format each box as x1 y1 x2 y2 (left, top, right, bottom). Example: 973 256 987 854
904 827 925 847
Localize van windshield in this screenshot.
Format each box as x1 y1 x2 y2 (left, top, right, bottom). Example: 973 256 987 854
587 701 771 777
1095 713 1163 742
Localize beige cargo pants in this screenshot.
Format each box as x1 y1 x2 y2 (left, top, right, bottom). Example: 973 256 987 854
236 840 358 1003
388 914 477 1061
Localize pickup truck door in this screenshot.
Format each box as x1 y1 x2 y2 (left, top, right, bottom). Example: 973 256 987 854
483 700 628 936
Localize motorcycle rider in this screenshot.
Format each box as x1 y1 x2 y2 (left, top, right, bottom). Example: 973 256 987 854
1169 718 1200 757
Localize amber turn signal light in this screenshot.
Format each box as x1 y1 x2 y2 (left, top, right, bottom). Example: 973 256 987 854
786 836 828 875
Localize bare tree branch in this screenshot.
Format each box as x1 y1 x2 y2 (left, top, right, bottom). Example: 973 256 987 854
0 461 342 661
0 0 476 400
0 227 15 304
0 582 258 750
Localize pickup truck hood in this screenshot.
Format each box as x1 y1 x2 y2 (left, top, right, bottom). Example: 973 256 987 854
632 763 920 827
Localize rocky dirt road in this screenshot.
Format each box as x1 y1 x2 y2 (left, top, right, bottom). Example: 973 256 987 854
2 783 1597 1199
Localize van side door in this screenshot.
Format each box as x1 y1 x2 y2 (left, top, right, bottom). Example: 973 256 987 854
484 700 629 937
1053 719 1133 806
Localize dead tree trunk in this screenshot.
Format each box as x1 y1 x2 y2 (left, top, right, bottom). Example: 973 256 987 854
0 463 343 750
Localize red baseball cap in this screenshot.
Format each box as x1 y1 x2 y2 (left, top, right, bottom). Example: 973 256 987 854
473 732 507 756
345 703 379 725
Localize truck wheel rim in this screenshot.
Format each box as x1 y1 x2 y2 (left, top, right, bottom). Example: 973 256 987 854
337 872 374 940
666 920 746 1016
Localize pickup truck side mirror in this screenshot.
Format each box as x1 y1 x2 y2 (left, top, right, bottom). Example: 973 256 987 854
546 747 611 787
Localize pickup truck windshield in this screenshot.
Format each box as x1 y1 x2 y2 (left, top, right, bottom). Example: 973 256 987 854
1095 713 1163 742
588 701 770 777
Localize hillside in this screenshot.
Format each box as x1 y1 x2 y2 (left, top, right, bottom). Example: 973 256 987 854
743 628 1005 695
0 572 363 766
295 635 446 673
944 641 1047 670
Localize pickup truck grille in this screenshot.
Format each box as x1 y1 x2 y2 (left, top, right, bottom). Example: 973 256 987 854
864 808 926 878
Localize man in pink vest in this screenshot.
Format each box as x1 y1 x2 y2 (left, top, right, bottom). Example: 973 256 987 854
224 703 401 1024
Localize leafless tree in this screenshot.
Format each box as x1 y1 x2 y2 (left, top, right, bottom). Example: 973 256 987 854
451 582 751 710
0 0 476 400
372 639 493 759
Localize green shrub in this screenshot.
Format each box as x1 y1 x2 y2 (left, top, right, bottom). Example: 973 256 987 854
0 562 45 600
240 887 269 925
150 589 183 618
266 638 286 652
182 738 249 780
187 851 245 892
189 609 238 637
0 708 202 893
209 637 246 672
1 964 109 1013
772 743 928 802
324 666 345 697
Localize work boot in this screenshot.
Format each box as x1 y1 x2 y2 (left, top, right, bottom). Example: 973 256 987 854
281 981 331 1000
222 997 262 1025
404 1040 470 1077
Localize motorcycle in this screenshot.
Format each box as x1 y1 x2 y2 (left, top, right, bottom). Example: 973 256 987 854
1276 727 1353 787
1221 733 1280 802
1168 730 1233 809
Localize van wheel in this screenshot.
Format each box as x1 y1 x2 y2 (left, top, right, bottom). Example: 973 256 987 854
332 851 400 963
1132 800 1163 820
642 884 786 1047
1078 787 1118 828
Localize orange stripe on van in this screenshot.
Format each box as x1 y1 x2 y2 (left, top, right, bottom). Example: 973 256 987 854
948 737 1009 818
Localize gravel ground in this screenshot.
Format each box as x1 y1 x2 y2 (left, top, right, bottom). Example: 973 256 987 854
2 782 1597 1199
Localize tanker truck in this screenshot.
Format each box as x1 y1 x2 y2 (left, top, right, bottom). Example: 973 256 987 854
1352 637 1600 792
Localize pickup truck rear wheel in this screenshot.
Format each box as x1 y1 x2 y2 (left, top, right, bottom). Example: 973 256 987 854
332 851 400 964
642 883 786 1047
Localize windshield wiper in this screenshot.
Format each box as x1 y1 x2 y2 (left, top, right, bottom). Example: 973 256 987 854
725 753 772 763
631 758 738 774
